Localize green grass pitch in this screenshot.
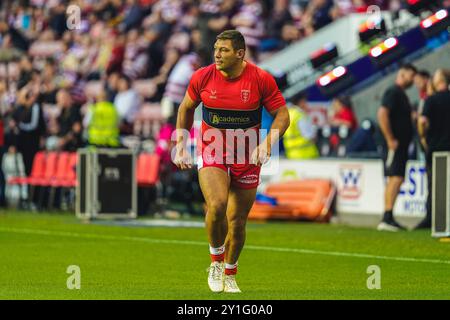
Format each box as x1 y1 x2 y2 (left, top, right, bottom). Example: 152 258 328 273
0 211 449 300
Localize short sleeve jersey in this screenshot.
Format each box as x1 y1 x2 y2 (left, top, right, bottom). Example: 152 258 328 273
187 61 286 159
380 84 413 144
422 90 450 160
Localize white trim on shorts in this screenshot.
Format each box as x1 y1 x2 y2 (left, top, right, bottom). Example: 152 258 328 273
196 154 230 176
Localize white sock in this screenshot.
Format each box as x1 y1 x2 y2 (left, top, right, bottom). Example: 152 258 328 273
209 244 225 255
225 262 238 270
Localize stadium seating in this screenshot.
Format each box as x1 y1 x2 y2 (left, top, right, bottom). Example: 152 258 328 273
7 151 46 185
49 152 70 187
248 179 336 222
48 152 77 209
47 152 77 187
137 153 160 187
60 152 78 188
6 151 79 209
28 151 58 187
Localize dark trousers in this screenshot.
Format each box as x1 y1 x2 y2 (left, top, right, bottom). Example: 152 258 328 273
425 160 432 222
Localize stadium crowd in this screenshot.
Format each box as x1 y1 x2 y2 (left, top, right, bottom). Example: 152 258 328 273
0 0 448 216
0 0 394 207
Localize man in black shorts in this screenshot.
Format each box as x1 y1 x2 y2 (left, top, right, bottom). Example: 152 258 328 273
417 69 450 229
377 64 417 231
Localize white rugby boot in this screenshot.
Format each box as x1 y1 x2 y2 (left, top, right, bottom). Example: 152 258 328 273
207 261 224 292
224 274 241 293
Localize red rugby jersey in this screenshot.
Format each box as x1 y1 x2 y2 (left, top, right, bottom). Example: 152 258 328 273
187 61 286 163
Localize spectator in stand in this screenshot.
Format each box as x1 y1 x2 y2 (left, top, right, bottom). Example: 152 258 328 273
122 28 149 80
280 20 302 47
0 21 30 52
414 70 431 115
303 0 333 32
202 0 238 59
16 56 34 90
330 96 358 131
231 0 265 62
84 88 120 148
417 69 450 230
106 32 126 75
113 75 141 134
162 48 207 117
155 113 177 201
150 47 181 101
40 57 60 104
1 144 27 208
331 0 356 18
105 72 121 102
48 1 67 38
0 80 14 127
12 84 46 176
377 64 417 232
0 0 411 216
412 70 431 159
121 0 147 32
142 1 177 78
0 110 4 207
346 119 378 156
87 28 115 80
54 89 83 151
208 0 238 34
265 0 298 50
197 0 223 64
283 92 319 159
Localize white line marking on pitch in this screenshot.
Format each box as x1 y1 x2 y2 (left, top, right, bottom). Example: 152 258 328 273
1 227 449 265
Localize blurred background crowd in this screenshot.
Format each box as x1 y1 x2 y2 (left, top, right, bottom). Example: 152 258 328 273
0 0 445 213
0 0 404 171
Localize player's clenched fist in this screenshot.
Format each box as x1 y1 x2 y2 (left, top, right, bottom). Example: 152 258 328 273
251 141 271 166
173 147 193 170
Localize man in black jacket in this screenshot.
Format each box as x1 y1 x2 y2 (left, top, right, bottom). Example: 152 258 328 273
0 22 30 52
417 69 450 229
377 64 417 232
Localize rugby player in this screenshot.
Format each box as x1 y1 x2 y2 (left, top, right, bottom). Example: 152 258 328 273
173 30 290 293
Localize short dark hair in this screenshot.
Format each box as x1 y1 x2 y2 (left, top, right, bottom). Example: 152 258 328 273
336 95 353 111
417 70 430 78
216 30 246 51
400 63 417 74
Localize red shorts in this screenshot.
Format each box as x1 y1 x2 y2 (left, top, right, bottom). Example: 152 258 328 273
197 153 261 189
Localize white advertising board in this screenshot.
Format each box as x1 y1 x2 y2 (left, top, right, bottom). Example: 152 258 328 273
393 161 427 218
260 159 427 218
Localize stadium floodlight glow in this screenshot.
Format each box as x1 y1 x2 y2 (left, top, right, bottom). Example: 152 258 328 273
317 66 347 87
316 65 354 98
332 66 346 77
359 16 382 32
358 17 386 43
369 37 398 58
319 76 331 86
420 9 448 29
420 9 450 38
310 43 339 69
368 37 404 69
